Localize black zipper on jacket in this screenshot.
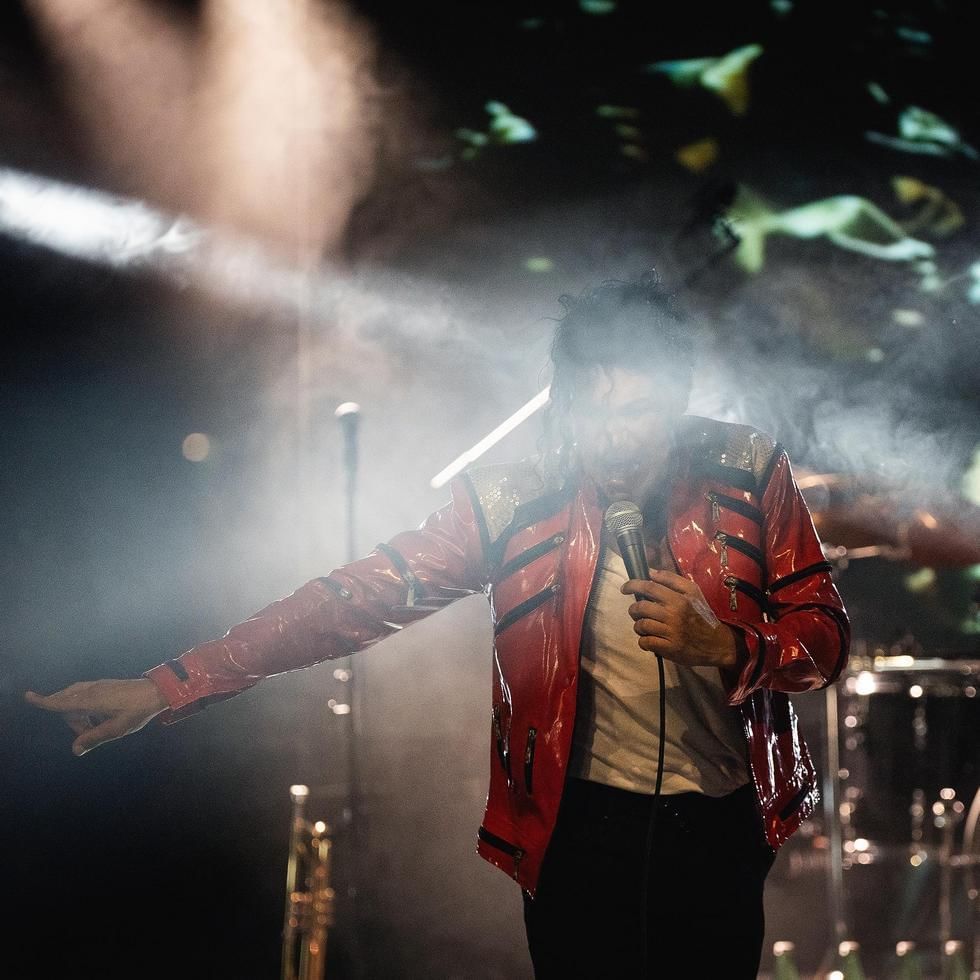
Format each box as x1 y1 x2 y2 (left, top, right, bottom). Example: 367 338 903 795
489 485 575 568
493 583 560 637
492 704 512 788
778 784 810 822
375 541 424 604
767 561 834 596
705 491 763 526
714 531 764 571
478 826 525 875
694 459 758 493
495 534 565 583
524 727 537 795
316 576 352 600
722 575 767 612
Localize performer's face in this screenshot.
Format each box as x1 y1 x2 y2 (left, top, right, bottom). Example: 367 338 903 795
570 365 688 507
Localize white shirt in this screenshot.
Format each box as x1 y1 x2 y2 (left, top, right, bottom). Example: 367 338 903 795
568 544 750 797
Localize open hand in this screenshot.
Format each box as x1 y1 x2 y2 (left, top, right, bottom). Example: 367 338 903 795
25 679 169 756
621 568 738 669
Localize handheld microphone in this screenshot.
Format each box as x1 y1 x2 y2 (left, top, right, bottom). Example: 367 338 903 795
606 499 721 626
603 501 649 585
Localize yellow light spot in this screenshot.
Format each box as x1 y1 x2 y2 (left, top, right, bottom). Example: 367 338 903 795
891 176 965 236
893 176 928 203
675 137 720 173
904 567 936 592
182 432 210 462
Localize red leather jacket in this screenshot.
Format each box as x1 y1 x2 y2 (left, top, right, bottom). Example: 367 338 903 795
146 416 849 895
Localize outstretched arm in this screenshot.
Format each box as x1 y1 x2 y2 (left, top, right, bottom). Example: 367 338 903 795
27 475 487 752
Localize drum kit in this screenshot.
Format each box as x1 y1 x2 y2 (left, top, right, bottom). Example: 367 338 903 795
791 472 980 978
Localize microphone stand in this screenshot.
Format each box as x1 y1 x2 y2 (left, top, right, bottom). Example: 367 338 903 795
334 402 363 977
335 403 359 566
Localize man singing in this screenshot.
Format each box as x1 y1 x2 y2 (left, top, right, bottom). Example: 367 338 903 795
28 274 849 977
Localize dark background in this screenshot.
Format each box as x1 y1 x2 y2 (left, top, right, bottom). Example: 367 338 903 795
2 1 978 977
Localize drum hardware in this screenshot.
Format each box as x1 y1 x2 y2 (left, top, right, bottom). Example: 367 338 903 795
933 792 967 951
778 474 980 973
823 682 849 951
281 784 335 980
771 940 802 980
892 941 924 980
819 653 980 974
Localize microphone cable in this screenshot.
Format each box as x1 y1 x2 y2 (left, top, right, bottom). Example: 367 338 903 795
602 498 669 976
639 654 666 977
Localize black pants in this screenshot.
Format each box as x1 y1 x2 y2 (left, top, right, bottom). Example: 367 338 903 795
522 778 776 978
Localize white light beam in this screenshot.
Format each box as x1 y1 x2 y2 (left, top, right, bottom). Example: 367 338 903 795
430 387 551 489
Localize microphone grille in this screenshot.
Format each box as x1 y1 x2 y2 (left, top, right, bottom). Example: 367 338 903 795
604 500 644 536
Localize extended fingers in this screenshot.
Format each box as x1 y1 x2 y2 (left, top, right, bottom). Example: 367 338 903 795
72 718 125 757
25 683 96 713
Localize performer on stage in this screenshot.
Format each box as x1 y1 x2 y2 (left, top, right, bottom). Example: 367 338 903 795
28 274 849 977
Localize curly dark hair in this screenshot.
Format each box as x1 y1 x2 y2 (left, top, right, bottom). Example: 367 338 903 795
543 272 694 469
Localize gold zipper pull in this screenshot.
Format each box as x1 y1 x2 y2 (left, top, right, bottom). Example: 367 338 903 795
715 531 729 567
724 575 739 611
705 491 720 523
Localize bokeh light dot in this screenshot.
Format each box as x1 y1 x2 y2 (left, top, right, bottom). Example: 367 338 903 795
524 256 554 273
182 432 211 462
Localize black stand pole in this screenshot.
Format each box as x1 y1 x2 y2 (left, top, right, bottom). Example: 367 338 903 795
335 403 359 566
334 401 362 977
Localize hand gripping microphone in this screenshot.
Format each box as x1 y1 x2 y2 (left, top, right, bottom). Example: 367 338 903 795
603 500 649 586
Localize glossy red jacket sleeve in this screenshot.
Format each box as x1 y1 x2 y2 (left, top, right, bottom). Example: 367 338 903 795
723 448 850 705
144 476 487 721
